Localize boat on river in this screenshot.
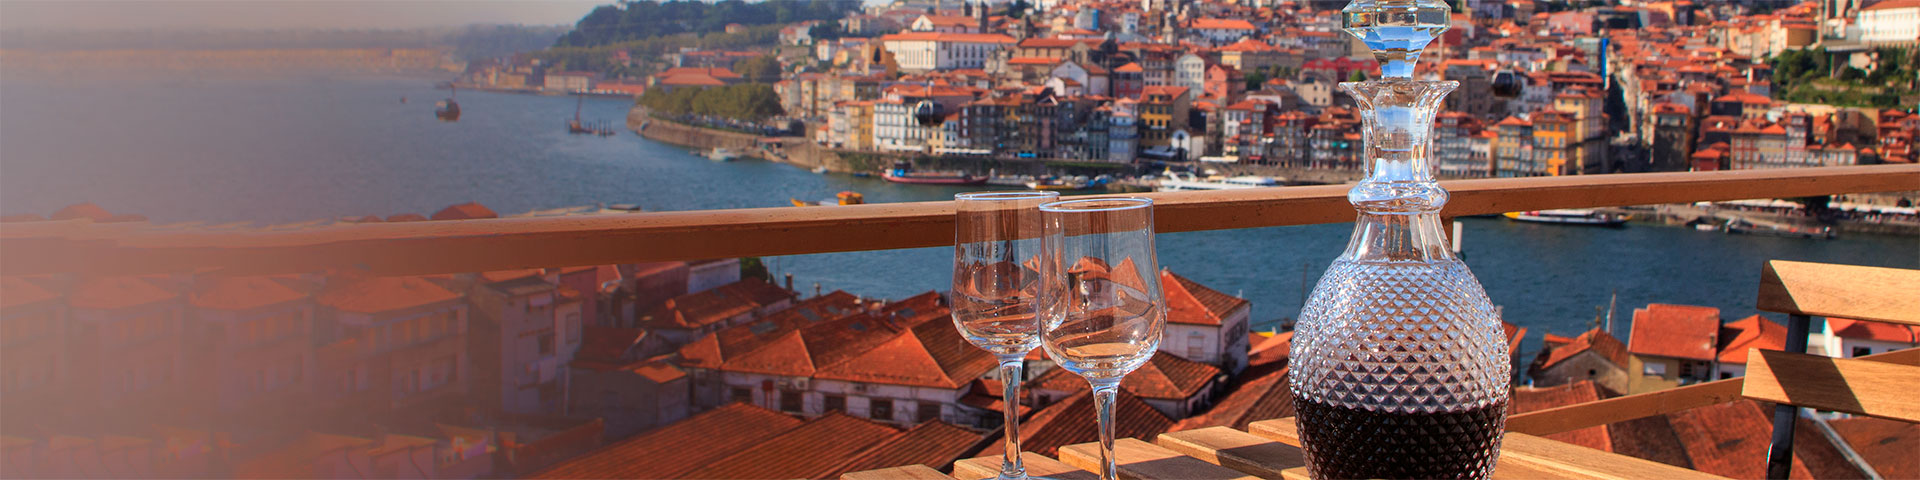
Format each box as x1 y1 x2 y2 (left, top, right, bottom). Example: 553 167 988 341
434 85 461 122
1154 171 1280 192
1724 219 1834 239
706 148 738 162
791 191 865 207
1502 209 1629 227
881 161 986 185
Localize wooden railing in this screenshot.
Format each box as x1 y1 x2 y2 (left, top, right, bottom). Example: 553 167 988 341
3 165 1916 276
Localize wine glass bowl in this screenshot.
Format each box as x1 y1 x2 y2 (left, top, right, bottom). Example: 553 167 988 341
1036 197 1163 480
951 190 1058 480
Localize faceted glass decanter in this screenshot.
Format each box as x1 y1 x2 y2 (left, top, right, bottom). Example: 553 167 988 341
1287 2 1511 479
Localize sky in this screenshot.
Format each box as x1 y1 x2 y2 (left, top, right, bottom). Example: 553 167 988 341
0 0 610 31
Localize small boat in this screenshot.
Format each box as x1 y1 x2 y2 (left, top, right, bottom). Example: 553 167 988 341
987 175 1035 187
1027 176 1091 191
707 148 737 162
881 161 986 185
812 166 830 174
1724 219 1834 239
791 191 865 207
434 85 460 121
1502 209 1629 227
1155 171 1280 192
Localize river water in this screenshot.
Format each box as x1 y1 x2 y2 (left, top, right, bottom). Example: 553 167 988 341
2 75 1913 354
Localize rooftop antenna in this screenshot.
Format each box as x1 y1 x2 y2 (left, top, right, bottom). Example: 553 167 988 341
1604 288 1618 334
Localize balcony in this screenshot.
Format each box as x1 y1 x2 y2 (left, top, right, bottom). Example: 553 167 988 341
3 165 1918 479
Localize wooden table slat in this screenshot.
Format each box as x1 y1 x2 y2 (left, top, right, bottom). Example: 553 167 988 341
1246 418 1300 447
1058 438 1260 480
842 464 954 480
1742 348 1920 423
1499 433 1731 480
1157 427 1305 479
952 453 1098 480
1757 260 1920 326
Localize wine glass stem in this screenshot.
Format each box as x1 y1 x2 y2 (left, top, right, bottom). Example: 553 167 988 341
997 357 1027 480
1091 381 1120 480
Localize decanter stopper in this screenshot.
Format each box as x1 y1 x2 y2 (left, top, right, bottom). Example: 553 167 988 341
1341 0 1450 79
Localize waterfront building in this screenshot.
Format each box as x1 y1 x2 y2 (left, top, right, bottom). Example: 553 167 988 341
568 328 689 439
1189 18 1257 46
1859 0 1920 45
1174 53 1208 102
1 277 66 410
453 269 580 415
1108 99 1141 163
1711 315 1789 380
1203 64 1246 103
1436 111 1492 177
543 71 599 93
1528 328 1631 393
1443 59 1502 119
66 276 186 409
1626 304 1721 390
1160 270 1251 374
1214 38 1283 74
314 275 470 416
1531 110 1574 175
1269 110 1315 167
1494 115 1539 177
878 32 1017 72
1137 86 1190 148
1220 99 1277 162
187 276 316 412
1651 102 1696 172
1811 318 1920 359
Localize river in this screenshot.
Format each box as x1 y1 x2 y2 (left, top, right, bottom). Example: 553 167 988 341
2 75 1913 355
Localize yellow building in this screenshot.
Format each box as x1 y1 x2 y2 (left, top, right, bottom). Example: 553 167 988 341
1531 110 1573 176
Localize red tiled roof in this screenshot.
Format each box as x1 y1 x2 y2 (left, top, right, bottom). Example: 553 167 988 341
1827 318 1920 343
1247 331 1292 372
828 421 983 477
1667 400 1867 479
642 277 792 331
1512 381 1612 450
68 276 178 310
1029 351 1219 401
984 388 1173 457
50 202 113 221
1115 62 1144 73
882 32 1017 43
659 67 742 79
1715 315 1787 364
632 360 686 383
1540 328 1630 370
527 403 804 479
430 201 496 220
573 326 645 366
814 319 995 389
1503 320 1528 356
1826 417 1920 479
684 412 902 479
1628 304 1720 361
1162 270 1248 326
1497 116 1533 127
2 277 60 310
1171 366 1293 431
191 276 308 311
1191 18 1257 30
1008 56 1065 65
316 276 460 314
1142 85 1189 99
660 74 727 86
1864 0 1920 11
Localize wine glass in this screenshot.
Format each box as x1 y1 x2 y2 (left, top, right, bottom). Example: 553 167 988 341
1036 197 1164 480
952 190 1059 480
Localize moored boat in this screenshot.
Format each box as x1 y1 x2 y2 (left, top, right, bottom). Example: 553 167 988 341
881 161 986 185
707 148 737 162
1724 219 1834 239
1154 171 1281 192
790 191 865 207
1502 209 1629 227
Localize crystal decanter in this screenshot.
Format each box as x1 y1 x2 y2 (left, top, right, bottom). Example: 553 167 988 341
1286 1 1511 479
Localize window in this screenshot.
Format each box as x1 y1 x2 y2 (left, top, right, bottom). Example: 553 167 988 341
870 398 893 421
538 333 555 355
1187 332 1206 360
1643 362 1667 377
917 401 941 423
731 388 752 404
781 390 803 412
825 394 846 412
1852 346 1871 358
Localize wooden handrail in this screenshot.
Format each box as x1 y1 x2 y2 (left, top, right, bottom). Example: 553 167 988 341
3 165 1916 276
1506 347 1920 435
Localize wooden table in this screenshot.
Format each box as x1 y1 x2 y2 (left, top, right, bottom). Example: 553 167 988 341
848 416 1732 480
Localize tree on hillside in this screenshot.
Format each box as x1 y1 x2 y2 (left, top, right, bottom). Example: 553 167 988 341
734 55 783 83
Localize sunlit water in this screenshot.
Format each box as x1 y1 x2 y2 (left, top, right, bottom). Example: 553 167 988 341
3 75 1914 358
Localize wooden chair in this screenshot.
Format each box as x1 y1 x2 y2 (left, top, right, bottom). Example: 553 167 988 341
1748 260 1920 479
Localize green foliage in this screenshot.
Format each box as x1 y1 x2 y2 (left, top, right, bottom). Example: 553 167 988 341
639 84 786 121
533 25 780 76
1347 70 1369 82
740 257 774 283
1770 46 1916 108
1245 71 1268 91
555 0 857 48
1007 0 1032 19
733 55 784 83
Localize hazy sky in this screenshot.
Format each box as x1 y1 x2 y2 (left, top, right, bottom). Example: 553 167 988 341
0 0 609 31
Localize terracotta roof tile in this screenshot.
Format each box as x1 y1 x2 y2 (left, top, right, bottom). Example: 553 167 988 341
1247 331 1293 372
68 276 178 310
528 403 804 479
316 276 460 314
1171 366 1293 431
642 277 791 331
1628 304 1720 361
828 420 983 477
190 276 309 311
985 388 1172 457
1667 400 1867 479
684 412 903 479
430 202 497 220
1540 328 1629 370
1191 18 1257 30
814 317 994 389
1715 315 1788 364
1029 352 1219 401
883 32 1017 43
1827 318 1920 343
2 277 60 310
631 360 686 383
1511 381 1612 451
1826 417 1920 479
1162 270 1247 326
